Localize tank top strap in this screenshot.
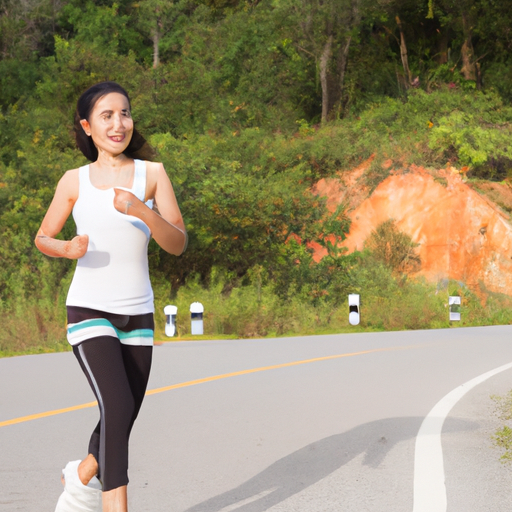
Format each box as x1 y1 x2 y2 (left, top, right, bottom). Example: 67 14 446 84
132 159 147 202
78 165 91 190
133 159 154 209
79 164 89 179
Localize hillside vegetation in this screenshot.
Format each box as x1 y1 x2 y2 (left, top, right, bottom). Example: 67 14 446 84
2 0 512 354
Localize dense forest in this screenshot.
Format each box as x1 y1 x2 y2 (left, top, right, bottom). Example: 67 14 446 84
2 0 512 353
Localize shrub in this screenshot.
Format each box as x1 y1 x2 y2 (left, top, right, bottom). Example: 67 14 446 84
364 220 421 274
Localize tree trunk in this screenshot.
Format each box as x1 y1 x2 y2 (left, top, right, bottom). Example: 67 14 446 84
437 30 449 64
476 61 482 90
337 0 361 117
320 34 333 123
396 16 412 87
339 36 351 101
153 17 160 69
460 11 476 81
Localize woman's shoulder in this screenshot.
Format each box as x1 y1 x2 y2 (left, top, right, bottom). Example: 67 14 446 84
60 168 80 183
59 167 82 185
56 168 81 200
142 161 171 200
143 160 167 184
143 160 165 173
63 167 81 177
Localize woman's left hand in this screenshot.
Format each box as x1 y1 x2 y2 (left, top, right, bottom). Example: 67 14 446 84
114 163 186 255
113 188 140 215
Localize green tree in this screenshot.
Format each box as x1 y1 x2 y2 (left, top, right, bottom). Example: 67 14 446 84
150 128 333 284
275 0 363 122
0 0 63 59
58 0 146 58
133 0 194 68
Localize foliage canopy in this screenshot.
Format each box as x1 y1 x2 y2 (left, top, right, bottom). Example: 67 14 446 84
2 0 512 351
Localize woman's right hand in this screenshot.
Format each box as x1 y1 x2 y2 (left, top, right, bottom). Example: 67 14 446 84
65 234 89 259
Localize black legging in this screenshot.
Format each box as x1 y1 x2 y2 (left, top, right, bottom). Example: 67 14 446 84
73 337 153 491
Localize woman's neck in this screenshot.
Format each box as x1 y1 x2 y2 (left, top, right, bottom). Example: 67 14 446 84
94 150 131 171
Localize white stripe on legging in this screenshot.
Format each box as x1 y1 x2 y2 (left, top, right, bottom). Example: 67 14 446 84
78 344 106 486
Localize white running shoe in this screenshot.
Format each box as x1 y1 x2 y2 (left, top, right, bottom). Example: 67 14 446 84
55 460 102 512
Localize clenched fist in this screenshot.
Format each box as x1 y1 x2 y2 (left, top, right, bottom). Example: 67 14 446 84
113 188 140 215
66 234 89 259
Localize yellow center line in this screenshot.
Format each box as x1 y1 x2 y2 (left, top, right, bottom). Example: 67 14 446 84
0 345 406 428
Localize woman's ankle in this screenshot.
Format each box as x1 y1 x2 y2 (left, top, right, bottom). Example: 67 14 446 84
78 454 99 486
102 485 128 512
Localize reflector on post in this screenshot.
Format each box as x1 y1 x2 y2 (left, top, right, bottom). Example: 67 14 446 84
348 294 360 326
449 296 461 321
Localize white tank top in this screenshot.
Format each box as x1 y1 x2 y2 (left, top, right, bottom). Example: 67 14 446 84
66 159 154 314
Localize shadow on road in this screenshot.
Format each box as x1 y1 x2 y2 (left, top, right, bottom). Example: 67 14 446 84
184 416 477 512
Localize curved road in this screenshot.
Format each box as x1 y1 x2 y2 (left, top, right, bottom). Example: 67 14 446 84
1 326 512 511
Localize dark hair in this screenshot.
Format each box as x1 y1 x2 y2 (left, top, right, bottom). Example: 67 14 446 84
74 81 155 161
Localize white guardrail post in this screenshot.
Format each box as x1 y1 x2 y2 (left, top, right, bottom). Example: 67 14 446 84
348 294 360 326
449 296 461 322
164 305 178 337
190 302 204 335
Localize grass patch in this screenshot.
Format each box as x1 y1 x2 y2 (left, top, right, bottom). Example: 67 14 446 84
433 176 448 187
492 390 512 463
4 265 512 357
0 300 69 357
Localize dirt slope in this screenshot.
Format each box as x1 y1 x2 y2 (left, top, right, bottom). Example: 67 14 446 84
313 163 512 296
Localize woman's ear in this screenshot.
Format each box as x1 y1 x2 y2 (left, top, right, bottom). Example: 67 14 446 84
80 119 91 136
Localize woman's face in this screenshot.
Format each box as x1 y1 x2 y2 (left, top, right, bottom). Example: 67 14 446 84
80 92 134 157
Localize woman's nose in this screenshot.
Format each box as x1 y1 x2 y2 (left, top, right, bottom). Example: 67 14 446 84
113 113 125 131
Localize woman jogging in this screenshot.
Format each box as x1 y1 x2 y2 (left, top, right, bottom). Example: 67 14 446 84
35 81 187 512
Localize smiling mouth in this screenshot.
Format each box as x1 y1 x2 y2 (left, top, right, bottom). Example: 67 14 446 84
109 135 125 142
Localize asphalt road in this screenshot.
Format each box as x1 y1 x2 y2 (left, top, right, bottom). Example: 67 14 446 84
1 326 512 511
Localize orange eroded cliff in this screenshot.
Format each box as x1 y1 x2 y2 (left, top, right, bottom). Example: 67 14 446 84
313 164 512 296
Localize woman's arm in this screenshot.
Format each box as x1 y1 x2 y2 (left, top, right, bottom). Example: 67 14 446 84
113 163 187 256
35 169 89 259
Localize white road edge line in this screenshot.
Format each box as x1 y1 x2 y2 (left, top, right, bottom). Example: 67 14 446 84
413 361 512 512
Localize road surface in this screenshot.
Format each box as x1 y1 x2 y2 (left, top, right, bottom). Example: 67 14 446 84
1 326 512 511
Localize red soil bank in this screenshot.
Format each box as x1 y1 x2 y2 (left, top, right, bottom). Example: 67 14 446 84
313 164 512 296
